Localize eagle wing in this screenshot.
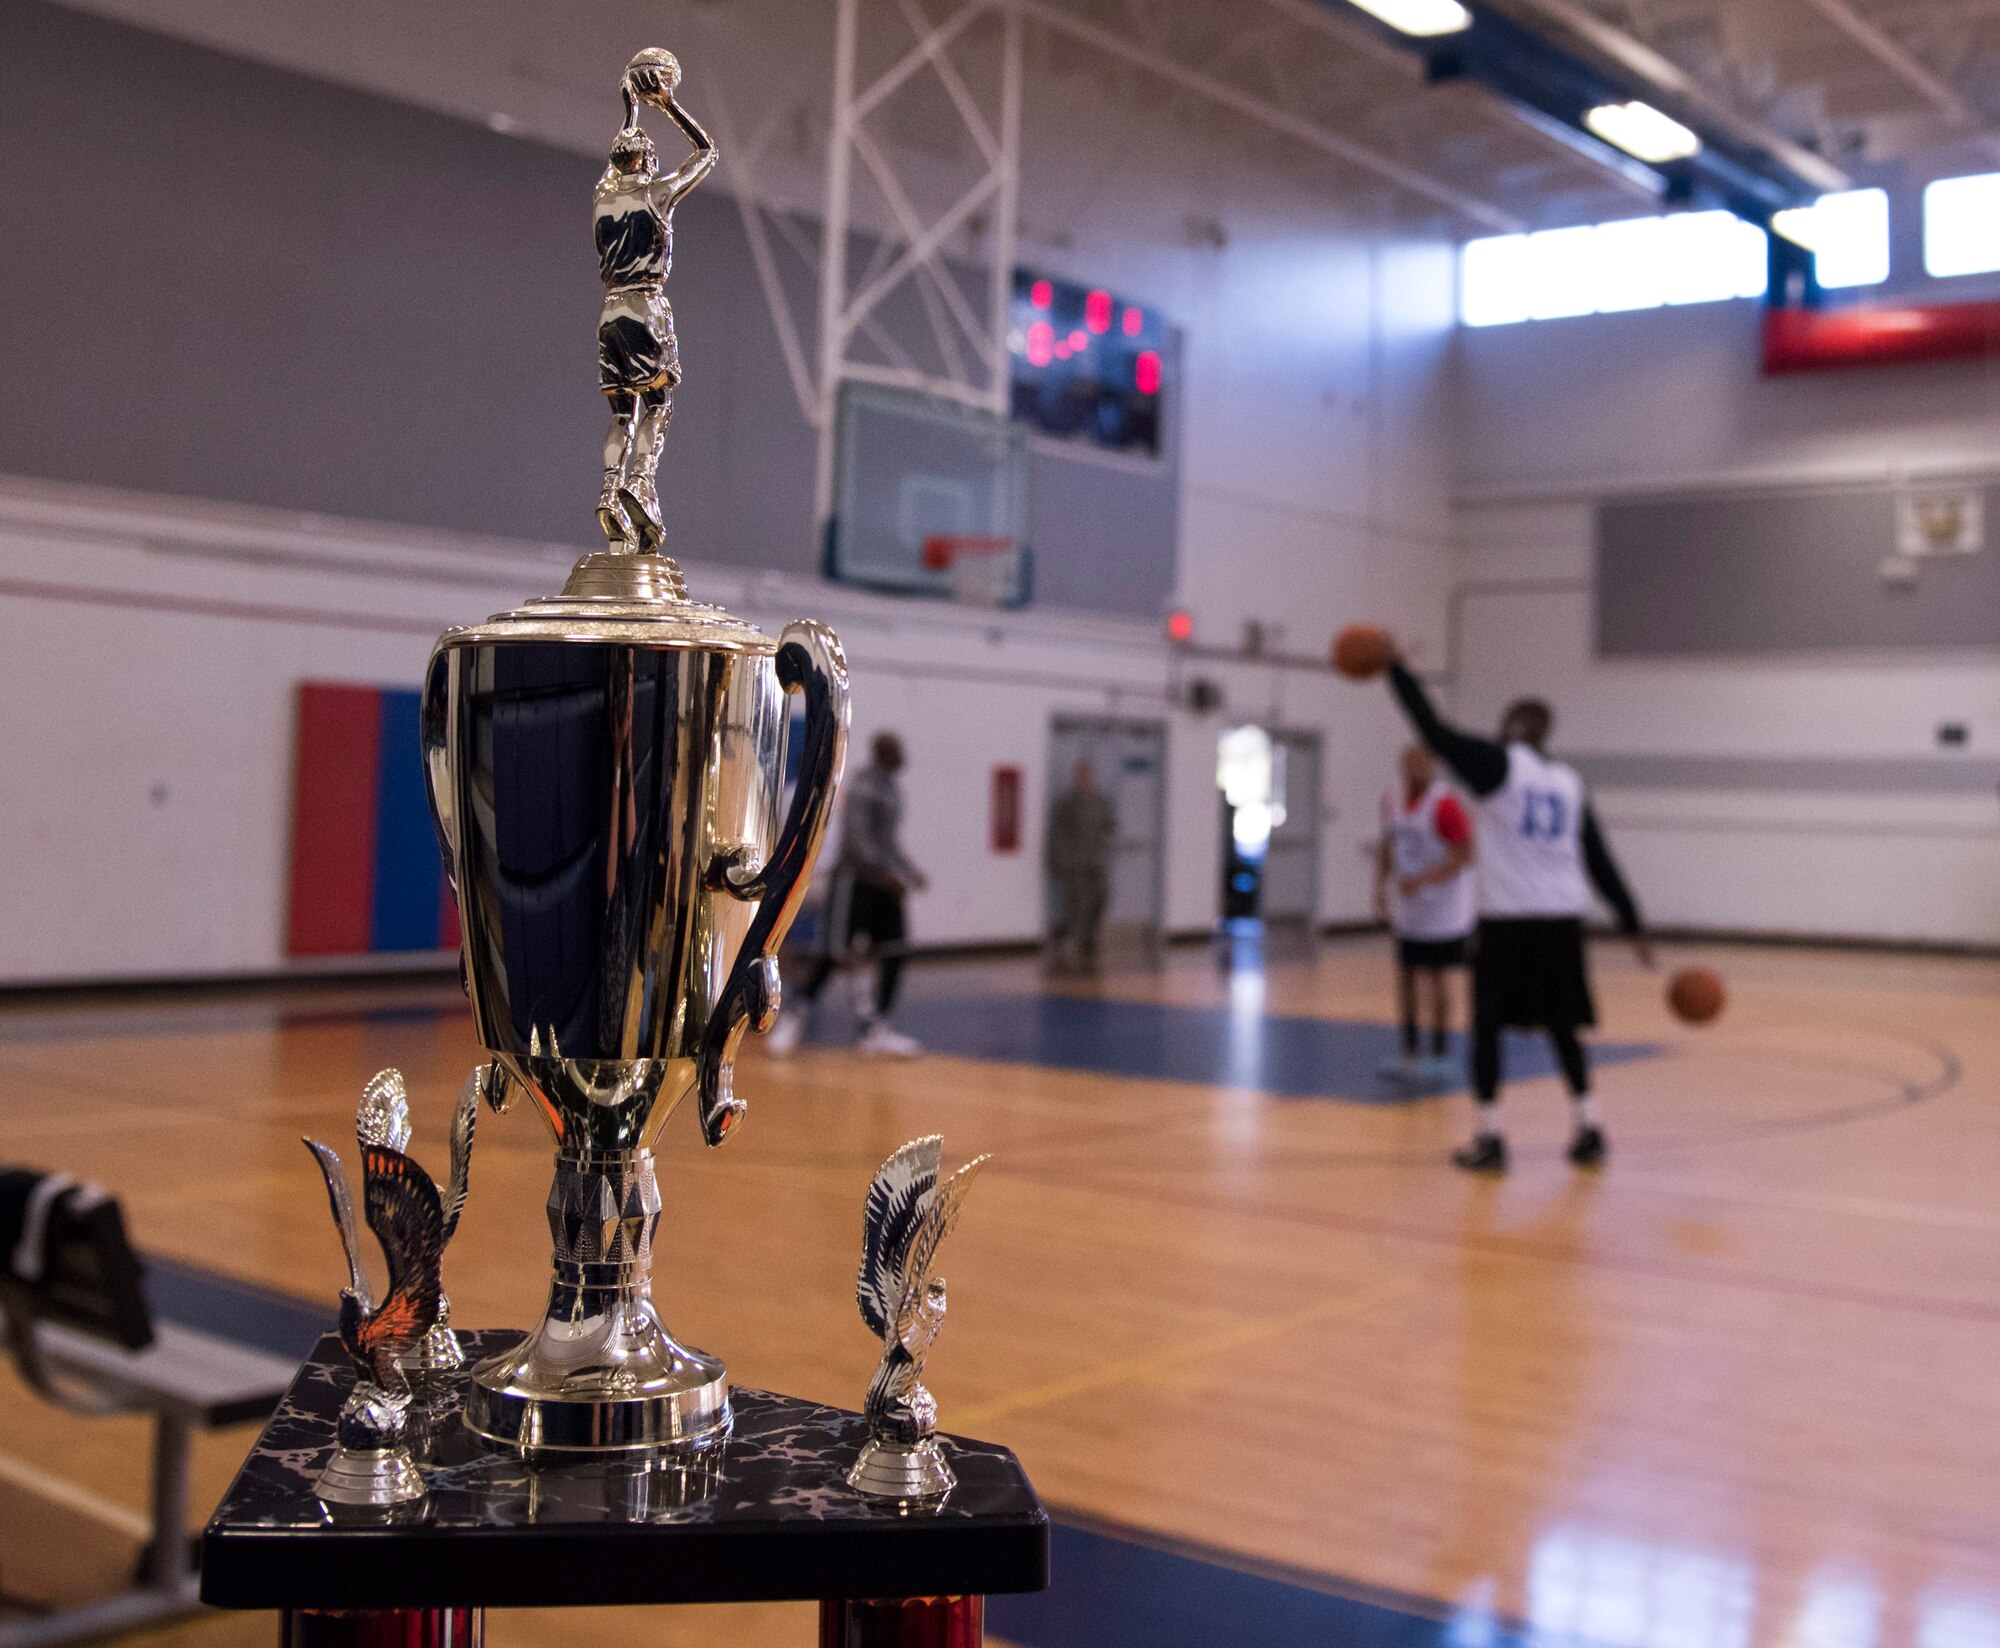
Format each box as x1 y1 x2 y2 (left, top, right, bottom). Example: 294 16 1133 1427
440 1066 480 1244
892 1153 990 1344
356 1068 412 1152
858 1136 940 1338
303 1138 371 1313
355 1146 445 1368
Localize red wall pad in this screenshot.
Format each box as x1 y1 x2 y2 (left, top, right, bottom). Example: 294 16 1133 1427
1763 301 2000 374
287 684 381 956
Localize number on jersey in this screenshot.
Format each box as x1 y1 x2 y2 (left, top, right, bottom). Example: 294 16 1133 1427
1519 788 1567 841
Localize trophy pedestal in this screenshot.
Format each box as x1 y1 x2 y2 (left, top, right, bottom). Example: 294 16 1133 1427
459 1148 732 1454
203 1333 1046 1646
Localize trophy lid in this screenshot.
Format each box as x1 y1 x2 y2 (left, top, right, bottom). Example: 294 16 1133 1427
435 552 778 655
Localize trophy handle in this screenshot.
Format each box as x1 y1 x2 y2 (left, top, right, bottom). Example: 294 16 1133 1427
695 620 850 1147
419 646 457 892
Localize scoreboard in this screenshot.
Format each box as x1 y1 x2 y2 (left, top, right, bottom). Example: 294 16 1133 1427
1008 269 1165 458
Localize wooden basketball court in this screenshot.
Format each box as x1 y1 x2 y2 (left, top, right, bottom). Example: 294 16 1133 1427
0 936 1994 1646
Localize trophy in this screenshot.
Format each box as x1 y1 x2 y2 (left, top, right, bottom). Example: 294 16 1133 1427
849 1137 989 1502
420 48 850 1454
303 1078 465 1506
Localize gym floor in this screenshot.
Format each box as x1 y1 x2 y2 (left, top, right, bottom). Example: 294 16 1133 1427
1 934 1994 1648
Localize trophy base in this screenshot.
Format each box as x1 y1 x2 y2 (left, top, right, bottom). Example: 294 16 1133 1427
847 1436 956 1503
317 1445 426 1508
463 1333 731 1455
398 1321 464 1396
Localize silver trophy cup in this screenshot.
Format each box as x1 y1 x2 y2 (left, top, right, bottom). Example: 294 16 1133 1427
422 552 848 1452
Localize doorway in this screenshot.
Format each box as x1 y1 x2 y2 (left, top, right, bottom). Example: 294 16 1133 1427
1046 715 1168 968
1216 725 1322 941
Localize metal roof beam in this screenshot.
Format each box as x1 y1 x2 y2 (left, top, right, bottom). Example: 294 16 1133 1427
1020 0 1525 230
1798 0 1980 130
1496 0 1851 193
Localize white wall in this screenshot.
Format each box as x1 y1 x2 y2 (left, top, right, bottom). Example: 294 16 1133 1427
0 186 1459 985
0 343 1451 987
1451 301 2000 946
0 7 1464 984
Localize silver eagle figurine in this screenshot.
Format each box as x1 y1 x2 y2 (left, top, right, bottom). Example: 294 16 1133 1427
848 1136 990 1502
301 1067 478 1507
354 1067 480 1383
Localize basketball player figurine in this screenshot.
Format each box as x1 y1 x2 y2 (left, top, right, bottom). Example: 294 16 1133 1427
595 48 716 553
849 1136 990 1502
302 1079 460 1507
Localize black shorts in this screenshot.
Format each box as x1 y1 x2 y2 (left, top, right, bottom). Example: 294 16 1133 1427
830 874 907 955
1472 916 1595 1031
1396 934 1467 970
598 289 681 393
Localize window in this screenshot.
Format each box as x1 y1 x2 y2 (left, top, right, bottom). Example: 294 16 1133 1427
1460 210 1767 327
1924 172 2000 278
1771 188 1889 289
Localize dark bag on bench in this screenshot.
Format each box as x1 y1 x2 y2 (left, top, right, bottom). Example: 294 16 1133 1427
0 1169 153 1350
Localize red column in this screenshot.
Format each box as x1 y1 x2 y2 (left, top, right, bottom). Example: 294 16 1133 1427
820 1596 983 1648
282 1609 483 1647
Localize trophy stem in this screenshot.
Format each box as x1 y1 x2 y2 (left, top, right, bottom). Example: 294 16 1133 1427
462 1147 730 1454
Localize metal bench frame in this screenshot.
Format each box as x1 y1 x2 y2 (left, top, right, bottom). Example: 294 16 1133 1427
0 1284 293 1648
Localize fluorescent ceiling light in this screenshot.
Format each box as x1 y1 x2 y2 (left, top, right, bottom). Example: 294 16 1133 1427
1344 0 1471 37
1584 100 1702 164
1771 188 1889 288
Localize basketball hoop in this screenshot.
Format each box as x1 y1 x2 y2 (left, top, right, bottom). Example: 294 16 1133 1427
922 534 1025 607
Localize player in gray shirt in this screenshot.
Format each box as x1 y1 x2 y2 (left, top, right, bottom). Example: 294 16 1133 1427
769 733 928 1057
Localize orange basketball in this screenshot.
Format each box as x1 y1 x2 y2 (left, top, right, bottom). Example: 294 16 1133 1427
1332 624 1394 680
1667 967 1726 1025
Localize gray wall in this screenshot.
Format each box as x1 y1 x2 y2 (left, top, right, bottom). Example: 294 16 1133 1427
1597 486 2000 658
0 0 1177 613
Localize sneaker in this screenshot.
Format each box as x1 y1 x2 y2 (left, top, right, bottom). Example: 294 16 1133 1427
617 483 665 554
1451 1135 1508 1174
765 1013 806 1057
596 469 631 547
1377 1056 1422 1084
1417 1055 1460 1084
857 1021 923 1058
1567 1125 1607 1168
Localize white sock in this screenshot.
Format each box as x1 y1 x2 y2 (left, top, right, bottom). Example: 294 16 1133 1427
1473 1102 1502 1142
1571 1094 1600 1129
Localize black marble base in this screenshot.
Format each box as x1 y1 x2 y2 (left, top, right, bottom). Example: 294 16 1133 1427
201 1333 1047 1611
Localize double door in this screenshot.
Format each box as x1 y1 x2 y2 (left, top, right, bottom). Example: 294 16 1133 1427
1045 716 1167 962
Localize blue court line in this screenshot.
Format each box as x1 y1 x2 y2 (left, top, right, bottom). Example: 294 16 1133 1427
991 1520 1521 1648
807 994 1660 1102
145 1254 332 1360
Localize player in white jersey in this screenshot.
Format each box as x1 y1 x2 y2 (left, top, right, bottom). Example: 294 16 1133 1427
1383 656 1651 1173
1374 745 1475 1084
